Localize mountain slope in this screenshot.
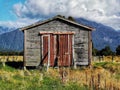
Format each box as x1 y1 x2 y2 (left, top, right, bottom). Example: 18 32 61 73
0 29 23 52
0 26 15 35
76 18 120 51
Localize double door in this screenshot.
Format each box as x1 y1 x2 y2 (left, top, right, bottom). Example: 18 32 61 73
41 34 73 67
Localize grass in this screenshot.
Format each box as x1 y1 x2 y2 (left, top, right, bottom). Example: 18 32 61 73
93 62 120 73
0 64 87 90
0 60 120 90
93 62 120 81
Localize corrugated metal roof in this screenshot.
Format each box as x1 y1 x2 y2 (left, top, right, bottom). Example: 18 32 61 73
20 16 94 31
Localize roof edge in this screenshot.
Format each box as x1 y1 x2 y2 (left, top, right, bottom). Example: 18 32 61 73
20 16 95 31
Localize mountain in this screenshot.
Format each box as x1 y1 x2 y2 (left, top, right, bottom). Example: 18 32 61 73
0 29 23 52
76 18 120 51
0 18 120 52
0 26 15 35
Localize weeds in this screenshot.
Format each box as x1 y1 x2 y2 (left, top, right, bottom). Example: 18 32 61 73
0 62 120 90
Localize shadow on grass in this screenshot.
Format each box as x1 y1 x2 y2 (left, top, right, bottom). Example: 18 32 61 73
5 61 37 70
5 61 23 69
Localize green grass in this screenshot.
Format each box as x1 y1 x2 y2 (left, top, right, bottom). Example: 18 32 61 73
93 62 120 81
93 62 120 70
0 64 87 90
0 62 119 90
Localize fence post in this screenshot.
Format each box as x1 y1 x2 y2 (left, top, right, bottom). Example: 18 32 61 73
112 55 114 62
85 71 88 85
97 73 100 90
104 79 106 90
92 75 95 90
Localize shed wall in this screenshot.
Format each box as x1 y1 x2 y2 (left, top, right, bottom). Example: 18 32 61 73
24 19 90 66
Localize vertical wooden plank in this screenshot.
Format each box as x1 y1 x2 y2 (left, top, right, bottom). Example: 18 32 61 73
54 35 57 66
69 34 73 66
47 35 50 70
59 35 63 66
60 35 63 66
50 34 55 66
88 31 92 66
24 30 26 68
58 35 61 66
72 35 76 68
41 35 43 61
63 35 66 66
64 35 68 66
42 35 49 65
66 34 68 66
61 35 63 66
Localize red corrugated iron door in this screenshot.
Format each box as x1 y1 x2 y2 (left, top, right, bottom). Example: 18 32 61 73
42 35 49 65
42 34 55 66
58 34 72 66
42 34 73 67
50 34 55 66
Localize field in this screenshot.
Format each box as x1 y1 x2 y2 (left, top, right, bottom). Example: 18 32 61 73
0 56 120 62
0 56 23 62
93 56 120 62
0 56 120 90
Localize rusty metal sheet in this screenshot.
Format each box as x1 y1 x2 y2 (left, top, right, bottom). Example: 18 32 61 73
41 34 73 67
43 36 49 64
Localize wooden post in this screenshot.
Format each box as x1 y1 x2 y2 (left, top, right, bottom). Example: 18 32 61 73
23 30 26 69
47 35 50 72
97 73 100 90
92 75 95 89
85 71 88 86
68 34 70 81
88 31 92 67
112 54 114 62
72 35 76 69
104 79 106 90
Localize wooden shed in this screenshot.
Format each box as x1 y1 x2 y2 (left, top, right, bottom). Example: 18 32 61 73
21 16 94 68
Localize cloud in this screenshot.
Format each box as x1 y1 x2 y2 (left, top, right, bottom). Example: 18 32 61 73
0 18 38 29
3 0 120 30
104 37 112 43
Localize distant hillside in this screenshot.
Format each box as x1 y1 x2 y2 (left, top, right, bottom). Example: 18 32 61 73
0 18 120 52
0 26 15 35
0 29 23 52
76 18 120 51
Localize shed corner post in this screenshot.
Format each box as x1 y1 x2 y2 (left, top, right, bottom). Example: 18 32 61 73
88 31 92 68
23 30 27 70
72 34 77 69
47 35 50 72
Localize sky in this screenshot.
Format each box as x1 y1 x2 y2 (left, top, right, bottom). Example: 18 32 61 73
0 0 120 30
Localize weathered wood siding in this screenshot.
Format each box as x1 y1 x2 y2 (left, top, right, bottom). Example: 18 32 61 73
24 28 41 66
24 19 91 66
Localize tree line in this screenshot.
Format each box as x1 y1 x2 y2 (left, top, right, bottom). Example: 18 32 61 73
0 51 23 56
0 45 120 56
92 45 120 56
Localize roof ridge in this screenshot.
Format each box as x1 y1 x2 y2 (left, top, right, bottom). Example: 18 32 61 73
20 16 94 31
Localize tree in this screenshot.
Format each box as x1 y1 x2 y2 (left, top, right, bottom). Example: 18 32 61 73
92 43 98 56
56 15 65 18
68 16 75 21
116 45 120 55
99 46 113 56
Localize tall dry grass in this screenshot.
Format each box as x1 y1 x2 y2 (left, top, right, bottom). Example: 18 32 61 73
0 56 23 62
93 56 120 62
0 55 120 89
48 66 120 90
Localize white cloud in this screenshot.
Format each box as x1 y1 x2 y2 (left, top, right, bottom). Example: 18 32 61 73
104 37 113 43
0 18 39 29
1 0 120 30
